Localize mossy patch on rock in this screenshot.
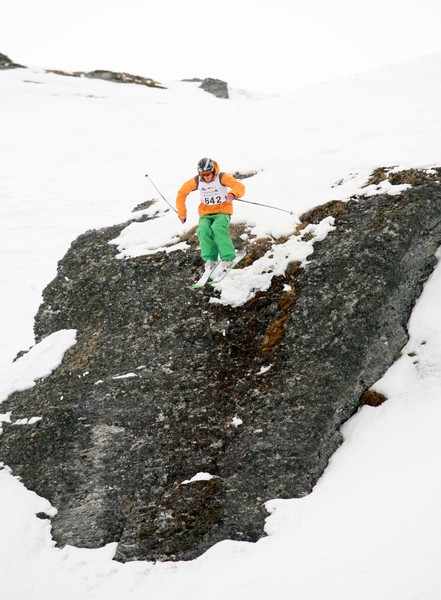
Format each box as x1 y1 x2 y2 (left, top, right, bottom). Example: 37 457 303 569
359 390 387 407
299 200 349 225
364 166 441 188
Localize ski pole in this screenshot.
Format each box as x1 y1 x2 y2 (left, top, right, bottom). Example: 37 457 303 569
145 174 178 214
234 197 294 216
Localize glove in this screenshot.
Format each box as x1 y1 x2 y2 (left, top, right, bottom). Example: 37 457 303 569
226 193 235 201
179 216 186 224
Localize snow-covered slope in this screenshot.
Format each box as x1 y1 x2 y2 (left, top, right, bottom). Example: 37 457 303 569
1 54 441 599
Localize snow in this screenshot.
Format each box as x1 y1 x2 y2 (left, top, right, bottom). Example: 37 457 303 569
1 54 441 598
208 218 335 306
181 473 217 485
111 373 137 380
231 416 244 428
0 329 77 402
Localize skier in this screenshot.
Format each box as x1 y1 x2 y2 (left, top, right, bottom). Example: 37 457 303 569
176 158 245 275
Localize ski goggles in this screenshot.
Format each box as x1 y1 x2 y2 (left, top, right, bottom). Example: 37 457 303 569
199 170 213 177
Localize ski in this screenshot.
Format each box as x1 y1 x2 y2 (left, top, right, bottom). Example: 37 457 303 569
208 250 246 285
191 260 221 289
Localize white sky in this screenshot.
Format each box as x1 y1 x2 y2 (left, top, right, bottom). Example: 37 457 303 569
2 0 441 94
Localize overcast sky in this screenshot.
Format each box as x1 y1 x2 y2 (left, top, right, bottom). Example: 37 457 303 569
2 0 441 94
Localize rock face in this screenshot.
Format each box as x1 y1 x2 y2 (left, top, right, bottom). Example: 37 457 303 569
1 182 441 561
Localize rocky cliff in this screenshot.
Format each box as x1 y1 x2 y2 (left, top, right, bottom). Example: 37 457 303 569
1 173 441 561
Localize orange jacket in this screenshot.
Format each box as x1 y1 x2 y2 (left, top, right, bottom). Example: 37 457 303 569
176 161 245 218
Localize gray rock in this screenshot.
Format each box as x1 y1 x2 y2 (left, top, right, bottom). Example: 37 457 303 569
0 52 25 70
45 68 166 89
83 70 165 88
200 77 229 99
1 183 441 561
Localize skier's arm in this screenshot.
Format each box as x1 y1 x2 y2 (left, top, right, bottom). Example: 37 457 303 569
176 177 198 218
219 173 245 199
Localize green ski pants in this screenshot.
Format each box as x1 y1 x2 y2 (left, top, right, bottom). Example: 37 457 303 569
196 214 236 261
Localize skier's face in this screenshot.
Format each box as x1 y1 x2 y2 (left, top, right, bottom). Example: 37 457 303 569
201 171 214 182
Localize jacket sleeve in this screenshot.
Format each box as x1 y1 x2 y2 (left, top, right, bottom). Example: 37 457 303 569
220 173 245 198
176 177 198 218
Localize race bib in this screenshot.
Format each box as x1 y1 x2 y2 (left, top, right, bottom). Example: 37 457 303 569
198 176 229 206
201 191 225 205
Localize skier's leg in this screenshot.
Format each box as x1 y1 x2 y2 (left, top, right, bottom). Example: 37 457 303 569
196 216 218 261
211 214 236 261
